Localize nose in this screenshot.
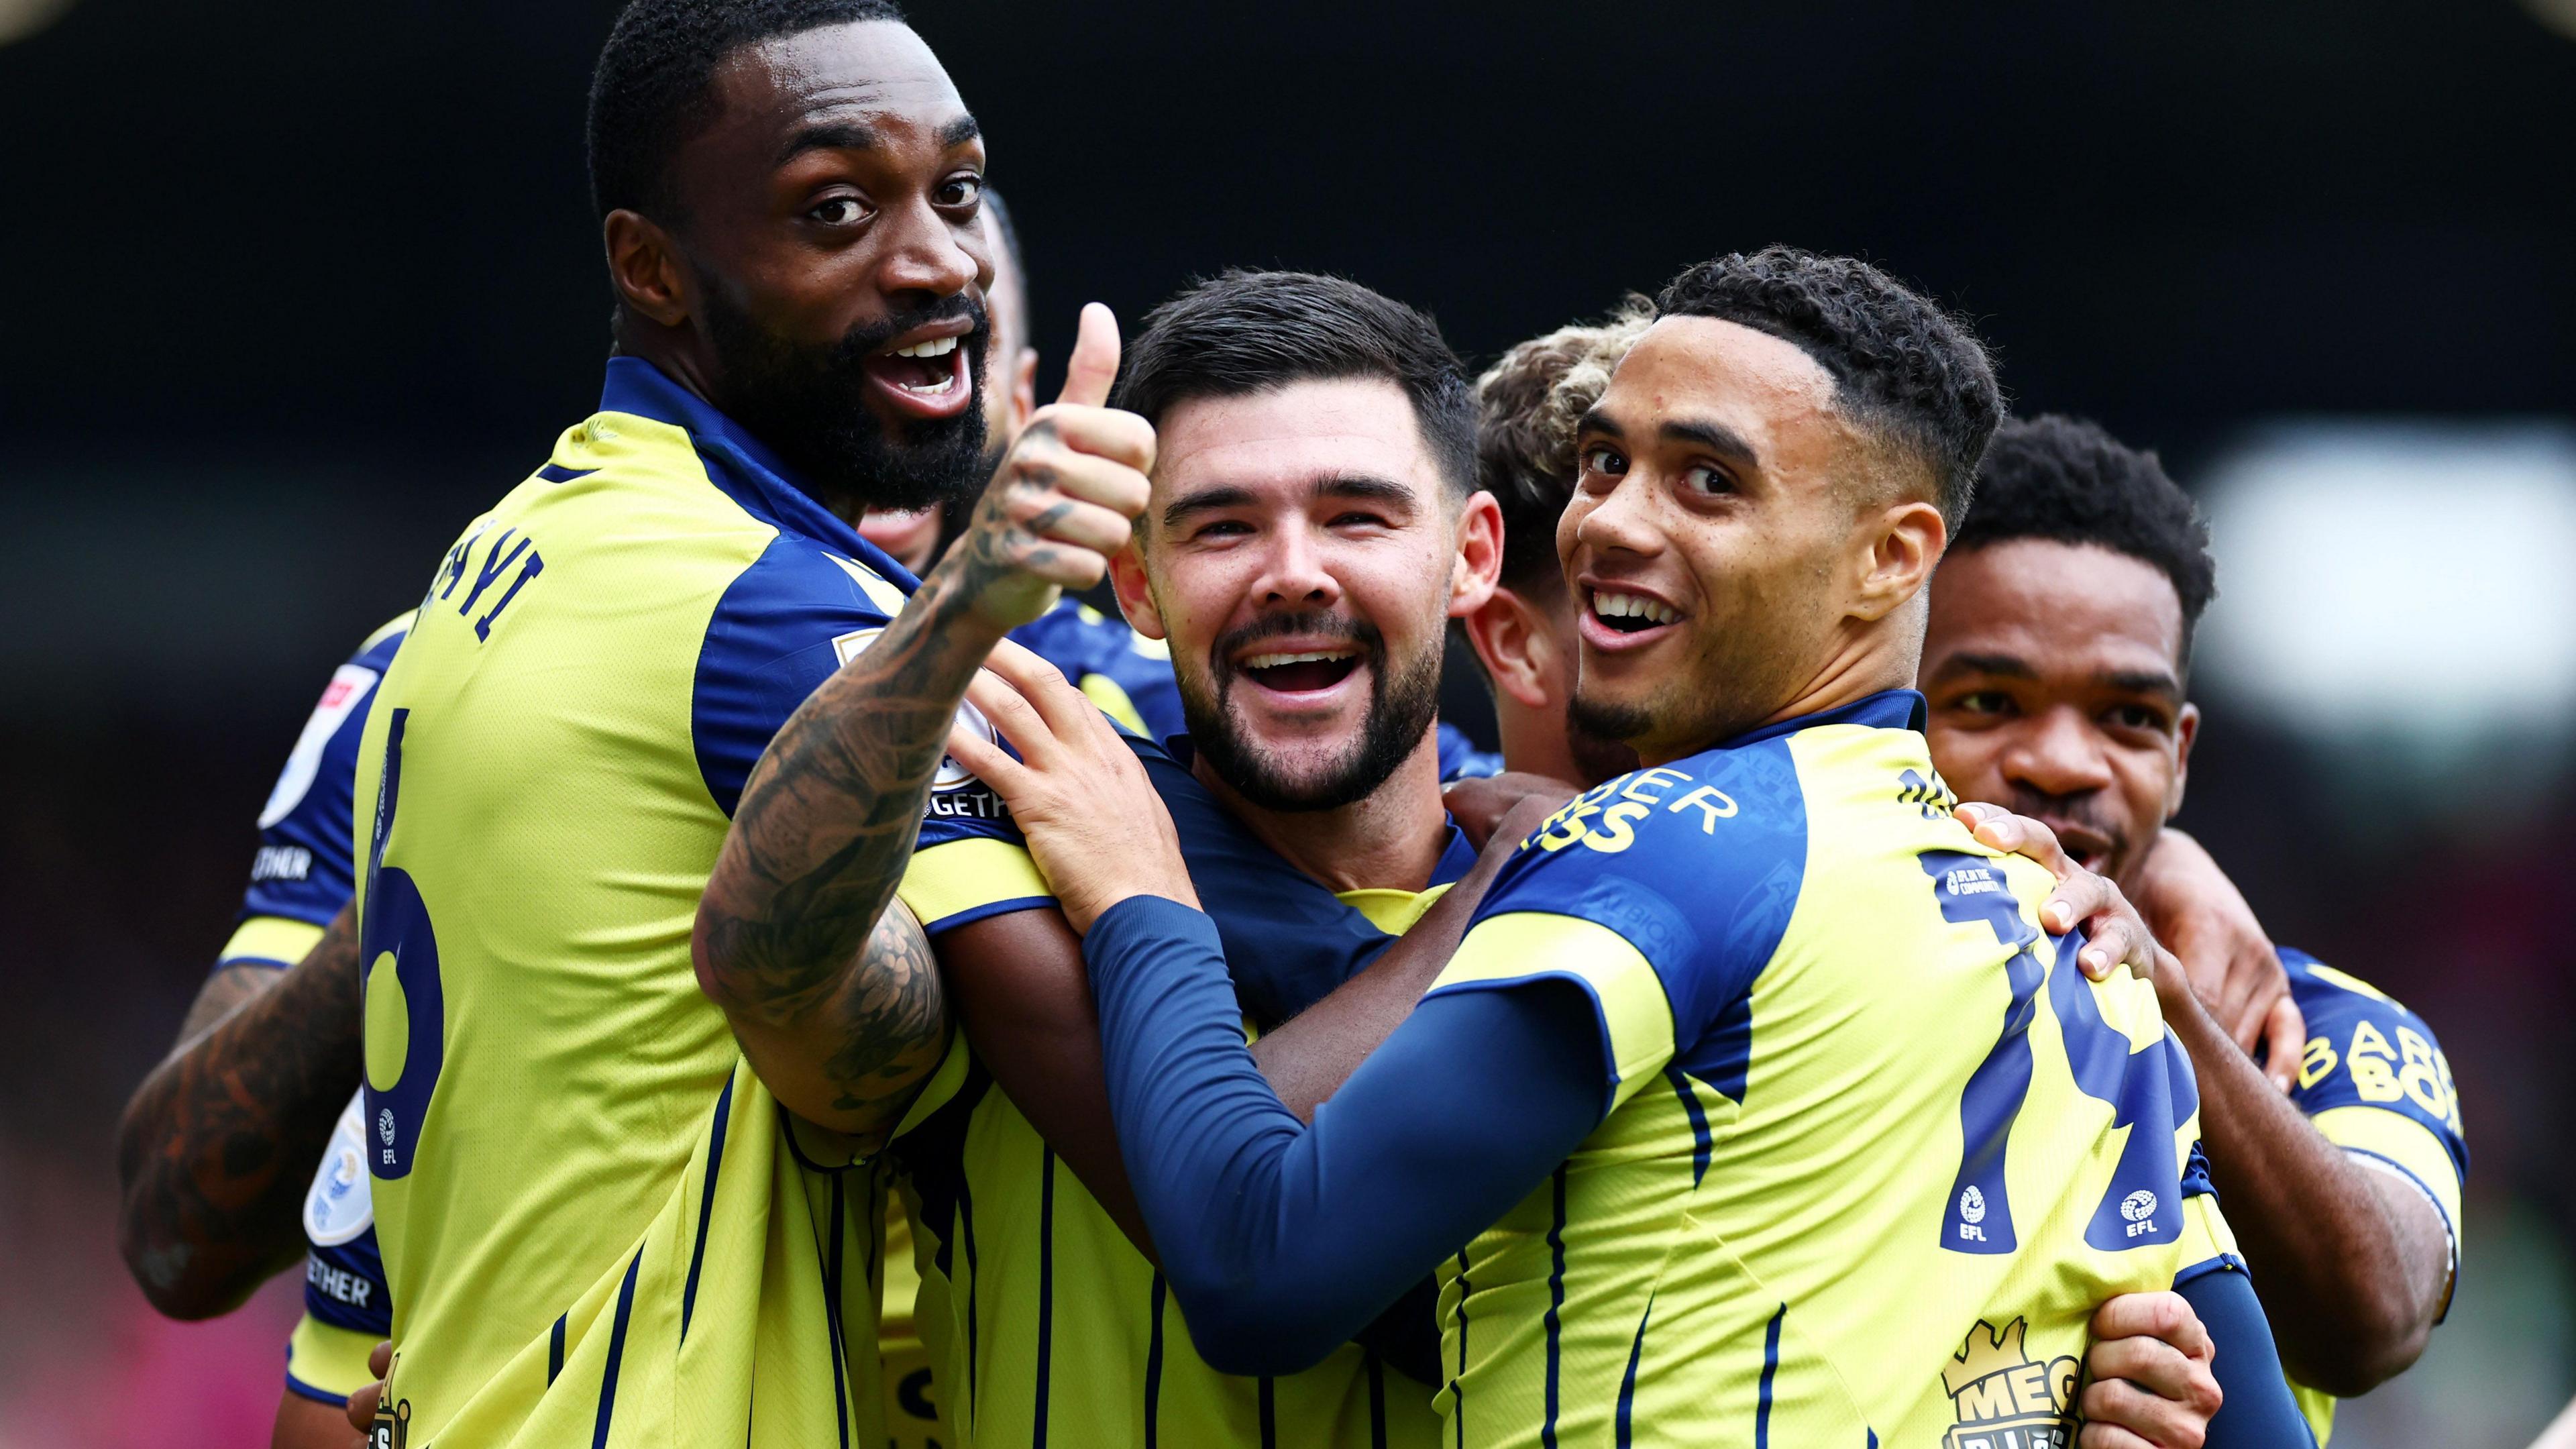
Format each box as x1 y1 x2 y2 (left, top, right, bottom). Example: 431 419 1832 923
1998 706 2115 801
1250 524 1340 612
876 197 984 303
1566 470 1662 566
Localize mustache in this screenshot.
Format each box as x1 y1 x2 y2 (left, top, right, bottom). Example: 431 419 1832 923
826 292 989 368
1209 612 1384 681
1996 786 2127 853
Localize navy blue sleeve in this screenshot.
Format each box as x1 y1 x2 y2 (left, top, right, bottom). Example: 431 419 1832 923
2176 1267 2318 1449
1129 739 1397 1028
1086 895 1605 1376
235 619 409 944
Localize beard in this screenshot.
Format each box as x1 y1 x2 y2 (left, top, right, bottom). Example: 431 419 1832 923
1567 608 1814 760
698 284 991 515
1181 610 1446 813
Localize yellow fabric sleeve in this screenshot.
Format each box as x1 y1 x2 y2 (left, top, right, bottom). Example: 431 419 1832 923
896 837 1053 933
284 1315 381 1401
218 915 327 970
1430 911 1676 1112
2310 1104 2465 1239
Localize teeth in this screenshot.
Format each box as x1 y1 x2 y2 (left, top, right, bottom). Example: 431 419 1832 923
1244 649 1357 670
890 336 960 358
1592 590 1679 625
898 372 957 395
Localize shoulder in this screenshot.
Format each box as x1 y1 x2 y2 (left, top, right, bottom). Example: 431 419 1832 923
2280 947 2468 1186
690 537 912 816
1471 743 1811 1011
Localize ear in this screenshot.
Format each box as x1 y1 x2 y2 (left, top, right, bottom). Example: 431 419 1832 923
2165 700 2200 820
603 209 693 330
1850 497 1947 623
1448 490 1505 619
1460 586 1555 710
1108 539 1165 641
1008 347 1040 435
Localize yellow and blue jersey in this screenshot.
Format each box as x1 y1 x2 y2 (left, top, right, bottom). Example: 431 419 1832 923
1415 690 2215 1446
350 358 1049 1448
217 615 411 1405
892 735 1467 1449
2277 949 2467 1443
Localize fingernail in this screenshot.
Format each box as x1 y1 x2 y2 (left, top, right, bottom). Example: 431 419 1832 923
2082 947 2107 973
2047 901 2073 929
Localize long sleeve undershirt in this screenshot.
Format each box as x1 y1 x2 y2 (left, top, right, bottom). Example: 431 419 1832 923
1085 895 1606 1378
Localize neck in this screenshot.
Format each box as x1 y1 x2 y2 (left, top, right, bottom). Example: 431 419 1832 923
1638 627 1920 769
614 332 869 529
1495 694 1585 783
1193 727 1450 894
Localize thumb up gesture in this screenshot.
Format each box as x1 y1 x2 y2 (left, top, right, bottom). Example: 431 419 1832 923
943 303 1155 631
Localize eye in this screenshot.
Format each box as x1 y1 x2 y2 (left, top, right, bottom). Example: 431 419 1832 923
808 195 874 227
1192 519 1252 542
1328 510 1389 529
935 173 984 209
1953 690 2016 717
2106 702 2169 733
1681 463 1735 496
1580 445 1627 478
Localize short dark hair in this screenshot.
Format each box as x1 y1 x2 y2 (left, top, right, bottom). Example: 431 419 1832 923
588 0 908 224
1958 413 2218 655
1116 270 1477 498
1656 246 2001 527
1477 297 1656 591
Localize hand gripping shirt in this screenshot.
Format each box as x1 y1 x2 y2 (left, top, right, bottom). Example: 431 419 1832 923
892 735 1469 1449
219 615 411 1405
349 358 1049 1448
2277 949 2469 1444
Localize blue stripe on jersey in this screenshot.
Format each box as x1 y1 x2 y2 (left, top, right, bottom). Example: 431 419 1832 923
1034 1145 1057 1447
1258 1375 1277 1449
1667 1067 1713 1187
1450 1248 1470 1449
1144 1272 1167 1449
548 1313 566 1385
1754 1303 1784 1449
1615 1292 1655 1449
820 1174 851 1449
1368 1352 1388 1449
591 1246 645 1449
1541 1163 1570 1448
680 1075 736 1342
533 463 595 484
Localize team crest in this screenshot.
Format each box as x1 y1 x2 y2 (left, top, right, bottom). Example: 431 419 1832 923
1941 1318 2077 1449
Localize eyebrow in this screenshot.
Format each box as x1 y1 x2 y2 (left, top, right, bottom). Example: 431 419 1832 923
1660 418 1760 467
1930 651 2184 702
1160 474 1422 530
775 113 981 166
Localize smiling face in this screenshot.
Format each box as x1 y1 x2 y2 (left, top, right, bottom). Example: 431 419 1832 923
1922 539 2199 885
1560 315 1910 762
1114 377 1499 812
645 19 995 511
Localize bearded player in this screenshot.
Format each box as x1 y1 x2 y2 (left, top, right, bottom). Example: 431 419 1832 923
987 248 2304 1446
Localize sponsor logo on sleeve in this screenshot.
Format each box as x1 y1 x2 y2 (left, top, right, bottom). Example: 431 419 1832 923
1941 1318 2077 1449
258 664 382 828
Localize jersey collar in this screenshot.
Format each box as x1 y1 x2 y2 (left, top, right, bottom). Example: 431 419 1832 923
1716 687 1927 751
597 356 922 592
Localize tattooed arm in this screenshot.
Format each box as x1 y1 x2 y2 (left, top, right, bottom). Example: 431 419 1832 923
691 304 1154 1140
116 902 364 1319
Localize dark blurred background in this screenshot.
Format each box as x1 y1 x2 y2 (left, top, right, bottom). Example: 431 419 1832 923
5 0 2573 1442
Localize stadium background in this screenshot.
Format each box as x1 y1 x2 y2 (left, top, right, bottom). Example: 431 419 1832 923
3 0 2572 1441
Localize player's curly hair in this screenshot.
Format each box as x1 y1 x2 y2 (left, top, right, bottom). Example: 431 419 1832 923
1960 413 2218 653
1475 296 1656 592
1656 246 2000 527
588 0 908 223
1117 270 1477 498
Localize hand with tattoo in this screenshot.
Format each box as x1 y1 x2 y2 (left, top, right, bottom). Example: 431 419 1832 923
694 303 1154 1140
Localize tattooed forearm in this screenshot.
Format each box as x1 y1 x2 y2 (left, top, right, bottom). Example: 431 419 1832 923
116 902 365 1319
